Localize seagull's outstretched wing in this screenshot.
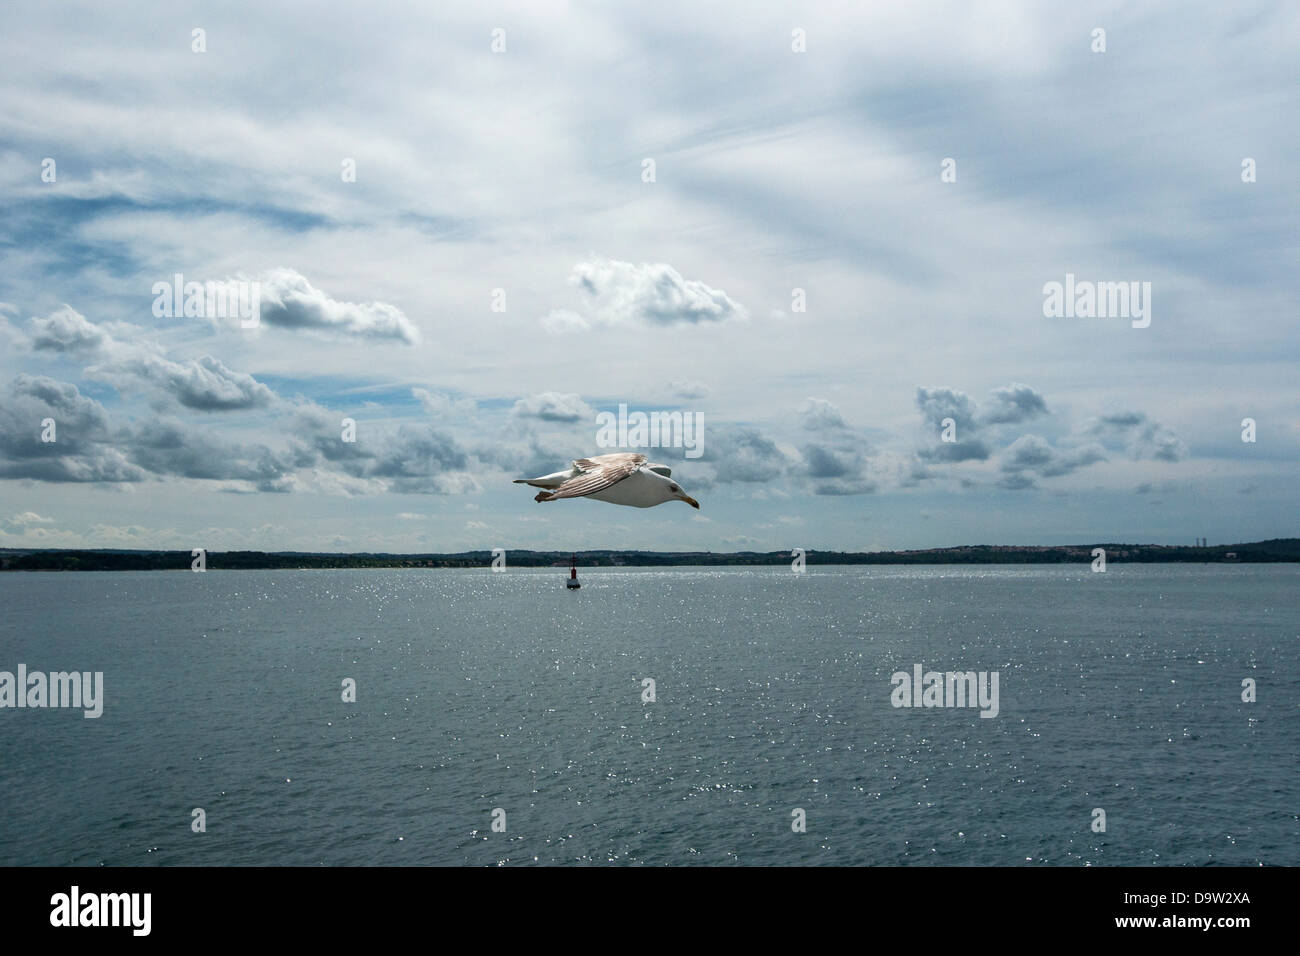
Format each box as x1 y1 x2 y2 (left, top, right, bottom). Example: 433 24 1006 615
536 453 647 501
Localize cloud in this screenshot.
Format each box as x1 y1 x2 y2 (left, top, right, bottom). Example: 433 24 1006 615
979 383 1048 425
1000 434 1107 477
704 426 789 483
997 473 1037 491
126 418 300 489
1088 412 1187 462
811 476 878 495
257 269 420 344
567 258 747 327
28 306 106 353
4 374 110 435
511 391 593 423
792 399 876 494
668 379 710 399
915 386 978 433
23 307 278 412
800 397 848 431
539 308 589 335
2 3 1292 548
1132 422 1187 462
2 511 54 530
1040 444 1107 477
1001 434 1055 471
803 443 856 478
88 353 276 411
1098 412 1145 428
918 438 992 463
477 434 581 481
0 375 146 483
414 388 476 419
914 386 990 463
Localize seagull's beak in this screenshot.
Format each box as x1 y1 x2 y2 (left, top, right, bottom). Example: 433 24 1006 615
682 495 700 509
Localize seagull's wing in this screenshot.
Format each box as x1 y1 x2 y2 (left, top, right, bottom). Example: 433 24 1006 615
647 464 671 477
572 452 648 472
538 453 647 501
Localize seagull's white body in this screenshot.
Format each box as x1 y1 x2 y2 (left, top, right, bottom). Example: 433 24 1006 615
514 453 700 510
588 466 680 507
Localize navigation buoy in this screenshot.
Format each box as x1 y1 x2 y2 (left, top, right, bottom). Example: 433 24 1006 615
566 553 581 589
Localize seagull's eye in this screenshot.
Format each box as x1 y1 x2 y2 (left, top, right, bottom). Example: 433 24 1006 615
670 485 680 492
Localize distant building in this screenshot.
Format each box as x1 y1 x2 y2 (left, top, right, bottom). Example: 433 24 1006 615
1224 552 1239 561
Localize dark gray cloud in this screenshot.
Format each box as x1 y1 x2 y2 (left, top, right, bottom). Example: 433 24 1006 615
287 404 372 467
803 443 855 479
5 375 110 436
705 426 788 483
368 425 468 478
0 375 145 482
979 383 1048 425
1001 434 1107 478
997 473 1036 491
914 385 996 465
127 418 299 489
1088 412 1187 462
88 353 276 411
915 386 978 433
1132 422 1187 462
791 399 876 494
918 439 992 463
1001 434 1055 471
1041 445 1107 477
1099 412 1145 428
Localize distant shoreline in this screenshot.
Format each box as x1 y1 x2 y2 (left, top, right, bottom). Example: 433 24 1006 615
1 539 1297 571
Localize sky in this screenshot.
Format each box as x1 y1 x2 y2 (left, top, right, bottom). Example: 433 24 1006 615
1 1 1297 554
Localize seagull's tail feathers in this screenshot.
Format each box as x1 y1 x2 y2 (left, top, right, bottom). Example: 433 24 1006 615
513 468 574 489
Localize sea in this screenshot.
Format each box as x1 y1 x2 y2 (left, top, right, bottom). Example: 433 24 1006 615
0 563 1295 866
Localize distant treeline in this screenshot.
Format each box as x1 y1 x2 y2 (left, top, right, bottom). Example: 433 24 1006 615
1 540 1297 571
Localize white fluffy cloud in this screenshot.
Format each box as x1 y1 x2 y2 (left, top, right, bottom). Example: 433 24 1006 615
256 269 420 344
28 306 106 353
563 258 748 328
510 391 594 423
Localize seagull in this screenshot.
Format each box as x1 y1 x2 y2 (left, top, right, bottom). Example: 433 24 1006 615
514 453 700 509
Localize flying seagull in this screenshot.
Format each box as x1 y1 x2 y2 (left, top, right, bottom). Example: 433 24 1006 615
514 453 700 509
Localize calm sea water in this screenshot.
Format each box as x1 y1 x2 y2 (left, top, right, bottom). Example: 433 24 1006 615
0 564 1295 866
